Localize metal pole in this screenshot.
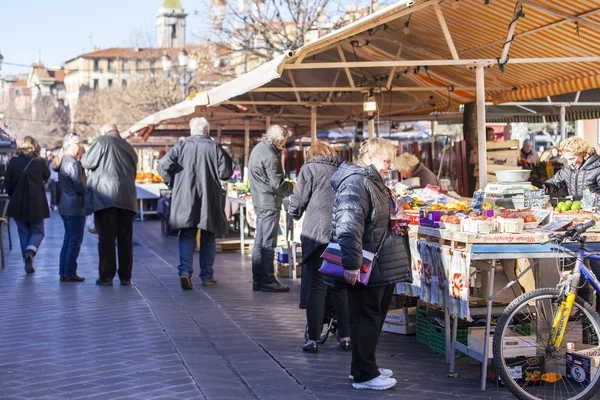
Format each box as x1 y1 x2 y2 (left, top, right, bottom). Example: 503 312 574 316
244 119 250 181
311 106 317 144
560 106 566 141
476 66 487 191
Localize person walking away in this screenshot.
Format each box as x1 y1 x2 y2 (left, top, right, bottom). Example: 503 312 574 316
48 153 61 210
288 142 351 353
4 136 50 273
248 125 294 293
395 153 440 188
82 124 138 286
54 133 86 282
158 117 233 290
330 138 411 390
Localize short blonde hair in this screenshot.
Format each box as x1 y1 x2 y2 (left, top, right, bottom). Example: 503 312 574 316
358 138 396 165
560 136 596 160
17 136 41 157
307 141 337 160
395 153 420 172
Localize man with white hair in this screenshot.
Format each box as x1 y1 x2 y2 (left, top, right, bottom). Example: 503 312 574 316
158 117 233 290
248 124 294 293
82 123 138 286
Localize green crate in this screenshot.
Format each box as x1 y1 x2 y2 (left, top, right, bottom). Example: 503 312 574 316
416 307 429 345
428 323 469 357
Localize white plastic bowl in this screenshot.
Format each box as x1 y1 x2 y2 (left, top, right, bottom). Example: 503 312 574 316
524 222 539 230
495 170 532 183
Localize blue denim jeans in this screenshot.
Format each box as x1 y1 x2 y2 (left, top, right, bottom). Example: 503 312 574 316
59 216 86 278
251 208 280 284
178 228 216 282
15 219 45 259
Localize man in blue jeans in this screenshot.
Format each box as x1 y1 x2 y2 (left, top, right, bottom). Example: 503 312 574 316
158 117 233 290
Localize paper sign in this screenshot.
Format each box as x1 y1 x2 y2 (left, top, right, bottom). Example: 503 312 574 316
524 190 546 208
543 218 575 232
583 189 596 211
472 191 485 211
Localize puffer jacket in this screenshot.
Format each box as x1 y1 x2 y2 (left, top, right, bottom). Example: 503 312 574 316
289 155 344 262
248 138 294 211
544 154 600 198
58 155 86 217
331 162 409 287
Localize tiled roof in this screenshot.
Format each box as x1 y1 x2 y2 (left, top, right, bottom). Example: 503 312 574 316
32 64 50 79
13 80 27 87
48 69 65 82
65 45 206 63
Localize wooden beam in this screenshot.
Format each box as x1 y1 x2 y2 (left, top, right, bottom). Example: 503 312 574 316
500 0 523 64
250 85 510 93
266 116 271 129
433 4 459 60
337 46 355 88
460 7 600 55
217 126 222 143
386 44 403 90
574 91 581 103
476 66 487 191
284 57 600 69
287 70 302 103
522 0 600 32
311 106 317 144
327 70 342 102
222 101 366 106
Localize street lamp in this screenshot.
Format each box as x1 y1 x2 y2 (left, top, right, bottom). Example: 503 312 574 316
162 50 198 101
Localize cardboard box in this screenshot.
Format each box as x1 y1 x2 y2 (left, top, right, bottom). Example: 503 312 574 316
383 307 417 335
468 326 537 359
486 356 545 387
566 347 600 384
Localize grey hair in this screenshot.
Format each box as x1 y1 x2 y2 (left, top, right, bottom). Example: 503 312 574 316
190 117 210 136
101 123 119 136
265 125 288 146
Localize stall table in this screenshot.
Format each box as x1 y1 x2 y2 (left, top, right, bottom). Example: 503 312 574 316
227 197 250 254
136 183 168 221
413 226 600 391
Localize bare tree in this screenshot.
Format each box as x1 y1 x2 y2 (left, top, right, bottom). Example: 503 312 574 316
127 24 157 48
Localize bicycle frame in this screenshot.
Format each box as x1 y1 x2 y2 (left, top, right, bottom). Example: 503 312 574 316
549 243 600 350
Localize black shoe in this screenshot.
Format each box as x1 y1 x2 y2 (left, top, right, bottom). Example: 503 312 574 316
339 340 351 351
302 341 318 353
95 279 113 286
253 282 262 291
180 275 193 290
120 280 131 286
64 275 85 282
261 280 290 293
24 250 35 274
60 276 66 282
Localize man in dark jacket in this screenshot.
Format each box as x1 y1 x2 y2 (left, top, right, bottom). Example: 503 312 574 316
82 124 138 286
248 125 294 292
158 117 233 290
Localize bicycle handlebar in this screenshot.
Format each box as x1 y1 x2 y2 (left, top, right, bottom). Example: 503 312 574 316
543 220 596 245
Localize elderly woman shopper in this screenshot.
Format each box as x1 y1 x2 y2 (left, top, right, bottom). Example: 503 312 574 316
395 153 439 188
330 138 411 391
289 142 350 353
5 136 50 273
53 133 86 282
542 136 600 198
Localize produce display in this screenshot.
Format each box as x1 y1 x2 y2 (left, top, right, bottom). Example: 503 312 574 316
555 200 582 212
136 172 163 184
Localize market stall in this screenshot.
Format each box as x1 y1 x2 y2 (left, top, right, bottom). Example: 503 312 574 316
135 173 168 221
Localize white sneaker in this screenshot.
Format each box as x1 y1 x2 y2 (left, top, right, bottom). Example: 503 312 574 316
352 375 397 390
349 368 393 381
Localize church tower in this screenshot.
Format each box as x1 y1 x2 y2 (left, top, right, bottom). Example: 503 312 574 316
156 0 187 48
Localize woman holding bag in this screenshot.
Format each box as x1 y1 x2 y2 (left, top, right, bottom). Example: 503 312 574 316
4 136 50 273
330 138 411 391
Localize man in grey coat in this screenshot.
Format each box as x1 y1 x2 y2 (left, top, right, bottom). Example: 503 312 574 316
82 124 138 286
158 117 233 290
248 125 294 293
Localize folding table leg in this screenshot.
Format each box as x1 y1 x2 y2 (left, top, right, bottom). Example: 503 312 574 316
480 260 497 391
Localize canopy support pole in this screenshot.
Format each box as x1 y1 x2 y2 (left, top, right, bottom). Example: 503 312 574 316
244 119 250 181
476 66 487 191
217 126 222 144
311 106 318 144
499 0 523 63
560 106 567 140
433 4 459 60
368 113 375 139
266 116 271 130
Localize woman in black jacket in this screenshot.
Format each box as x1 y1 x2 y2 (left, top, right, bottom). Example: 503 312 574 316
54 133 86 282
4 136 50 273
289 142 350 353
331 138 407 391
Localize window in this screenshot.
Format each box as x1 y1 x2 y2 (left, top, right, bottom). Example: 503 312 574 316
93 79 99 90
122 60 128 72
93 60 100 72
121 79 127 87
107 59 114 72
136 60 142 71
108 79 113 87
171 25 177 39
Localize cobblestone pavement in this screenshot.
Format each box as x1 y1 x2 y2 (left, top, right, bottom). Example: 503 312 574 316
0 213 518 399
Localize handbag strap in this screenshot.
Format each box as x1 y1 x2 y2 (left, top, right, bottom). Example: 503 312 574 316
374 226 389 258
22 158 35 174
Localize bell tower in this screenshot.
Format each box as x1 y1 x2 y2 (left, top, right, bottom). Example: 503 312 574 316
156 0 187 48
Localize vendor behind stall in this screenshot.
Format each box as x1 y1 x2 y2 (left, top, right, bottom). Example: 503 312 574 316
395 153 440 188
542 136 600 199
520 139 539 166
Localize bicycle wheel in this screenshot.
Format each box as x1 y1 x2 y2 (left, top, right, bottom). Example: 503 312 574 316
493 288 600 400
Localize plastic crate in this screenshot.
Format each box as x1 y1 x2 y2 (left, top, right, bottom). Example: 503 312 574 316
416 307 429 345
429 323 469 357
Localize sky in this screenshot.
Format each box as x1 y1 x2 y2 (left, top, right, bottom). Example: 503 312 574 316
0 0 207 77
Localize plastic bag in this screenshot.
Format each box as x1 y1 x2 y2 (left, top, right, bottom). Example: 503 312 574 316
86 215 97 235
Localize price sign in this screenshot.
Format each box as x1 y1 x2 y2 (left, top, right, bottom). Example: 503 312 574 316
524 189 546 208
543 218 575 232
583 189 596 211
472 191 485 211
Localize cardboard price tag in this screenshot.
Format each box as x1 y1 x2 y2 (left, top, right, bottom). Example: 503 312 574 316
524 189 545 208
583 189 597 211
472 191 485 211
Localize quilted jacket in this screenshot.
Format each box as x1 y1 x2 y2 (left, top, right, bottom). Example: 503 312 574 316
544 154 600 198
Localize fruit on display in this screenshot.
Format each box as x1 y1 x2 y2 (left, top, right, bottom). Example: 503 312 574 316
523 214 537 223
136 172 163 183
555 200 582 212
440 214 461 225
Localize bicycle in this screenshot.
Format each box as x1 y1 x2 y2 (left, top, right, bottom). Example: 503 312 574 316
492 220 600 400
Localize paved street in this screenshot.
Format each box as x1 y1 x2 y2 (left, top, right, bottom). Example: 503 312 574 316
0 212 514 399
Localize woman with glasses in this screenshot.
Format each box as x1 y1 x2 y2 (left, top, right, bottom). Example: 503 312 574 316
53 133 86 282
